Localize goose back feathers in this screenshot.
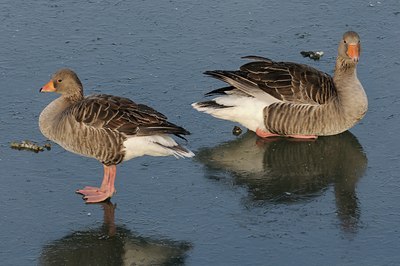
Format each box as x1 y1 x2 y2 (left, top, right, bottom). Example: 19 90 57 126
193 31 367 137
39 70 193 167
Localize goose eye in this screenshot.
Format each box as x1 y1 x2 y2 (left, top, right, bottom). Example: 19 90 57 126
57 79 62 83
343 40 347 44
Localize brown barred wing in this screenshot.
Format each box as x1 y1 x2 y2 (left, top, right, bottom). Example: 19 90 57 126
70 94 190 138
239 57 337 105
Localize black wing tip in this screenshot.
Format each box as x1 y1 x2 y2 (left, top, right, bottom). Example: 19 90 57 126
204 70 225 76
178 127 191 136
173 126 191 141
204 56 272 77
136 123 191 138
194 100 231 109
175 134 188 141
204 86 235 96
241 55 273 62
203 70 242 81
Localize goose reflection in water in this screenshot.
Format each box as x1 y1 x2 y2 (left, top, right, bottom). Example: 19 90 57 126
39 202 191 266
197 131 367 234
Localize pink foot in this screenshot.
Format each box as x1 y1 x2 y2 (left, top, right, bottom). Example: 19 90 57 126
84 190 113 203
288 134 318 139
75 165 118 204
76 187 113 203
256 128 318 140
256 128 280 138
76 186 101 195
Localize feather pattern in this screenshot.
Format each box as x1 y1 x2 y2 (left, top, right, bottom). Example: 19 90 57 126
38 68 193 203
39 71 193 167
68 94 190 138
193 32 367 137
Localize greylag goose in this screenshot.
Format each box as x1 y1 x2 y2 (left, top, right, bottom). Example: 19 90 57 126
192 31 367 139
39 69 194 203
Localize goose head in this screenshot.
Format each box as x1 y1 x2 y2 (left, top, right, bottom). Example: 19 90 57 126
40 68 83 100
338 31 361 64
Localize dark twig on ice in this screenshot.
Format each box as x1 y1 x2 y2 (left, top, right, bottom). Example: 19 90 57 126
10 140 51 153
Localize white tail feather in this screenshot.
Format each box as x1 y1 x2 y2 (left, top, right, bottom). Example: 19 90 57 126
192 95 269 132
123 135 194 161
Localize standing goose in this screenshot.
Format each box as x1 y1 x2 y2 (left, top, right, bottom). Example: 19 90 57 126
192 31 367 139
39 69 194 203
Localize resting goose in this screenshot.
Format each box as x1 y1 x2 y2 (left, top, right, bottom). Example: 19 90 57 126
192 31 367 139
39 69 194 203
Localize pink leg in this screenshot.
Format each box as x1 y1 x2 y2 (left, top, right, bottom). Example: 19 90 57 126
256 128 318 140
76 165 117 203
76 166 110 193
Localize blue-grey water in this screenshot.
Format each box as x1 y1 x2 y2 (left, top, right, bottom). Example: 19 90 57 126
1 0 399 265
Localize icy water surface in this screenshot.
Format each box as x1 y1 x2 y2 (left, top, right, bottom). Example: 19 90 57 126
1 0 400 265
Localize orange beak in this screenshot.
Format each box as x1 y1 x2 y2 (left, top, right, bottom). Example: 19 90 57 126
347 44 360 62
40 80 56 92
